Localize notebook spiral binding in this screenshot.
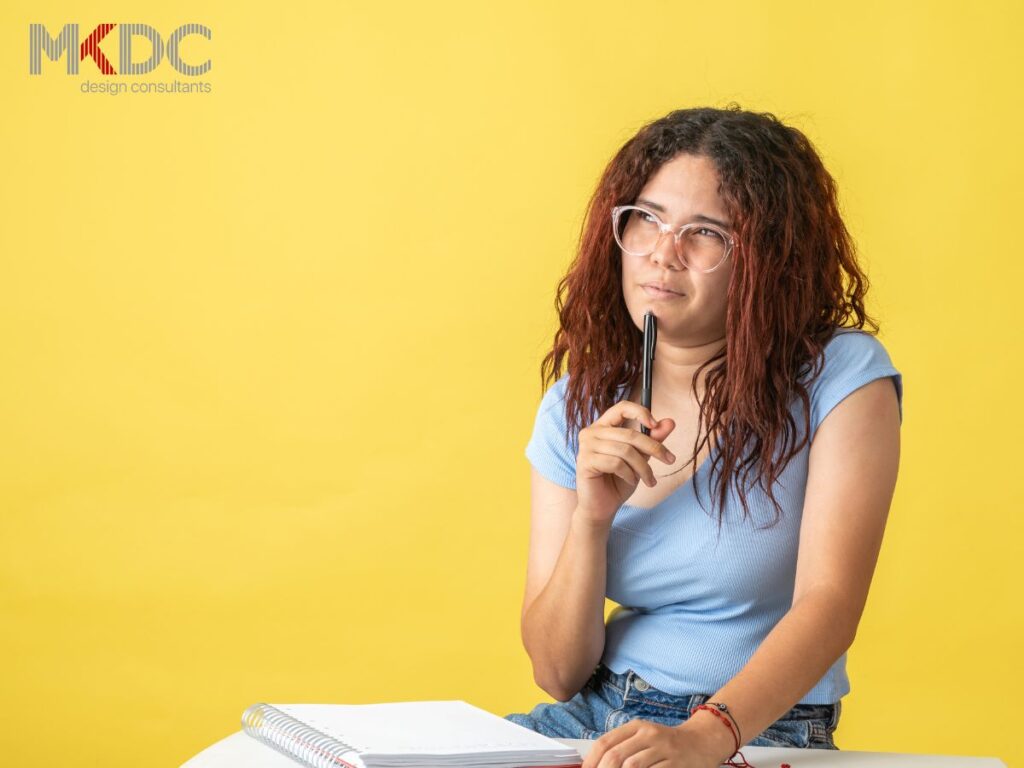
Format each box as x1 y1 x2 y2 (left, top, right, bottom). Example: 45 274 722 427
242 703 364 768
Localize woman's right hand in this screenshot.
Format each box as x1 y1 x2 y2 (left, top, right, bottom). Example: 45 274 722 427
575 401 676 527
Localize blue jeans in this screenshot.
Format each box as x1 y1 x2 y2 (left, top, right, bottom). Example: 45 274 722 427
504 663 840 749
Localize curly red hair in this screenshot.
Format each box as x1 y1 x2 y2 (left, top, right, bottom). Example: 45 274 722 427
537 103 880 530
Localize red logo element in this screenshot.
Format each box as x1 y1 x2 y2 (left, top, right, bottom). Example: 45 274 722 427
80 23 116 74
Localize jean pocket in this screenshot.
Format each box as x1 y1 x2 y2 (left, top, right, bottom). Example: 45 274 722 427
750 703 839 750
748 718 812 749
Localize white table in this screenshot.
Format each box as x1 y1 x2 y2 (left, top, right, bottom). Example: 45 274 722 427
182 730 1007 768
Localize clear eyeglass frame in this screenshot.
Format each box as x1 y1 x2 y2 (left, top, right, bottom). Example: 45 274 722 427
611 204 738 273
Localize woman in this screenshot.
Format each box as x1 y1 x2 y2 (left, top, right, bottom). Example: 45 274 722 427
503 105 903 768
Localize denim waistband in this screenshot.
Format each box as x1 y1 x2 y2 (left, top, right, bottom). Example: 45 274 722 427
594 663 839 723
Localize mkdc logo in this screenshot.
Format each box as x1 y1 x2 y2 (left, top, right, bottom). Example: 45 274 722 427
29 23 211 76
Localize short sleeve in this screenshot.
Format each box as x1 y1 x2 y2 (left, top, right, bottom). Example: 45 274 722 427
807 328 904 439
524 373 578 489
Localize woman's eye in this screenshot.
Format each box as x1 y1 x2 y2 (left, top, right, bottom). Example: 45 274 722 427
638 211 658 224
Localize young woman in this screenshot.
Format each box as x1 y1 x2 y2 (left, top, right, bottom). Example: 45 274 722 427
504 105 903 768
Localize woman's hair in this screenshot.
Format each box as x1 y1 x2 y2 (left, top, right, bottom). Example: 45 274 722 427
538 103 879 530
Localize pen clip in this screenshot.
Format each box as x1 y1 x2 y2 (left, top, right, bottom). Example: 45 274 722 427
643 311 656 386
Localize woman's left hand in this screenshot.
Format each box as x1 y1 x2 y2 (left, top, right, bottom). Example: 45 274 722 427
580 719 731 768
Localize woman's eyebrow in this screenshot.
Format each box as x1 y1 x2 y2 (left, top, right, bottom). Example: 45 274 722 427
635 197 732 229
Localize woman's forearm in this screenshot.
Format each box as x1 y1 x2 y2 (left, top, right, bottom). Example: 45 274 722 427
521 509 611 701
682 588 857 762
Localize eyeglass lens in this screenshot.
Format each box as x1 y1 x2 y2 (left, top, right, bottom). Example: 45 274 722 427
614 207 727 271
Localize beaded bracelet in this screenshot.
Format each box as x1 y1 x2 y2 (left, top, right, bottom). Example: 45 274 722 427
689 704 755 768
689 704 739 754
704 700 742 746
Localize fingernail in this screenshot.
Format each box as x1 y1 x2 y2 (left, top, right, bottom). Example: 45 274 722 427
667 452 676 462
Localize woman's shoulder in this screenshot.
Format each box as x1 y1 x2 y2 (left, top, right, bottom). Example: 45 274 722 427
825 325 892 349
814 327 899 381
804 326 903 432
534 371 630 421
535 372 572 414
526 372 578 489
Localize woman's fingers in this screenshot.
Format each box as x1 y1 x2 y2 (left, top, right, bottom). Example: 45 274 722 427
595 401 675 462
592 423 675 467
595 400 658 429
575 399 679 518
589 452 640 487
587 400 677 488
590 437 657 487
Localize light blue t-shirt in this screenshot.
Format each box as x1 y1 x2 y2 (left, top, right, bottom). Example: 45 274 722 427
524 327 903 704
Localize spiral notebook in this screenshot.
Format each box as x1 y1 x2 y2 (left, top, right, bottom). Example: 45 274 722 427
241 700 583 768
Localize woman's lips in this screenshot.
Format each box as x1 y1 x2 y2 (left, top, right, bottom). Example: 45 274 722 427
642 285 684 299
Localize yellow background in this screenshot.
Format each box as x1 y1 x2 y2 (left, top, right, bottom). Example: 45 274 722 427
1 2 1021 766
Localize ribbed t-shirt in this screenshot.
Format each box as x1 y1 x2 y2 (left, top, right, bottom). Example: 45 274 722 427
524 327 903 704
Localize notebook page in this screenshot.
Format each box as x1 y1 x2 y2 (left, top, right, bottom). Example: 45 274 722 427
276 701 578 756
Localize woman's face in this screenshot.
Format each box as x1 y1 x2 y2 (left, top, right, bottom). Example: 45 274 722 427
620 153 735 344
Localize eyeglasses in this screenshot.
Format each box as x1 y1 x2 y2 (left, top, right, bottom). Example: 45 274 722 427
611 204 737 273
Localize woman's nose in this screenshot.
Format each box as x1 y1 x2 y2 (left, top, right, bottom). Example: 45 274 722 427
651 231 685 269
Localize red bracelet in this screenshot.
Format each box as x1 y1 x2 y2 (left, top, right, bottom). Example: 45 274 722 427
689 704 739 753
704 701 742 746
688 704 755 768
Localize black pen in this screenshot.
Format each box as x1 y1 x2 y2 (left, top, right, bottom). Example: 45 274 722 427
641 310 656 436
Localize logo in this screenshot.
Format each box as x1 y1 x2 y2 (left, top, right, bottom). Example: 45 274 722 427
30 23 212 94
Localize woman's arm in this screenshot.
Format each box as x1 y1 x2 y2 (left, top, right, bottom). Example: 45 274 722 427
520 467 610 701
583 375 902 767
694 376 901 754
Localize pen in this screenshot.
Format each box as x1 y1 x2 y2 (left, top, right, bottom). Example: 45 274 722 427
641 310 656 436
